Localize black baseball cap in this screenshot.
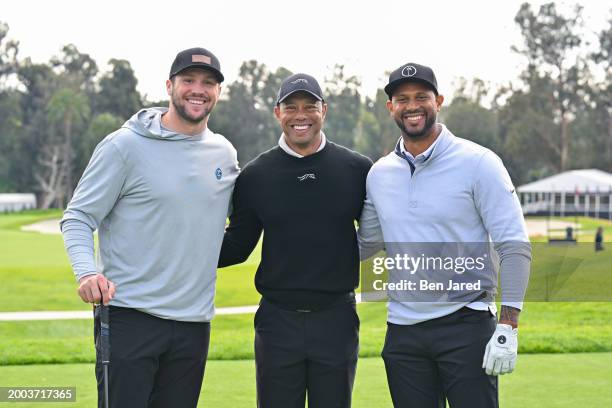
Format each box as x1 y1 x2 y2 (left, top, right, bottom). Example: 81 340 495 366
384 63 438 99
276 73 324 105
169 47 224 83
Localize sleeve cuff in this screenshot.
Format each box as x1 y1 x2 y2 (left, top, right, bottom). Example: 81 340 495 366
501 301 523 311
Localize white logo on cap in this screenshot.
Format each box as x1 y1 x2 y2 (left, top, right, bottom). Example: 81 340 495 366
401 65 417 77
290 78 309 84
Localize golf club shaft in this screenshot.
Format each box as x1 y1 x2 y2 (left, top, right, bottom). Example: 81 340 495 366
104 364 109 408
99 305 110 408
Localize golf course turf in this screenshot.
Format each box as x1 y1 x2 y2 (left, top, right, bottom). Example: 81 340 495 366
1 211 611 406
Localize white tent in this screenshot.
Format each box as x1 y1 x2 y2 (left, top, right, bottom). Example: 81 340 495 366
0 194 37 212
517 169 612 219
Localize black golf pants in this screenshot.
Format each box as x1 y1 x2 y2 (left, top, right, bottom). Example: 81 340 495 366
254 297 360 408
382 307 498 408
94 306 210 408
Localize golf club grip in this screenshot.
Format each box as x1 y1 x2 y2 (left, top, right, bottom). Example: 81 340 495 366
99 305 110 364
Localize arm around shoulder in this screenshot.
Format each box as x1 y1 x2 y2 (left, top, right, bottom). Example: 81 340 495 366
218 171 263 268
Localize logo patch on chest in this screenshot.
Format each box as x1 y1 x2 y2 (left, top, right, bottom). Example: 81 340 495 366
215 168 223 180
297 173 316 181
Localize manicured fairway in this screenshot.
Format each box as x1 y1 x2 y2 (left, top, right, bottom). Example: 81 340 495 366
0 211 262 311
2 212 612 311
2 301 612 365
0 354 611 407
2 211 612 407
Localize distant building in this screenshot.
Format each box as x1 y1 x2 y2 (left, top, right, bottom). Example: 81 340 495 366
0 194 37 212
517 169 612 220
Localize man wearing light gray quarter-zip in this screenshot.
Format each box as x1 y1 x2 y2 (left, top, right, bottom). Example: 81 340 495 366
61 47 238 408
359 63 531 408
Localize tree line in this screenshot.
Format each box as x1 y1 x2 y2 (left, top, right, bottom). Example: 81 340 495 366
0 2 610 208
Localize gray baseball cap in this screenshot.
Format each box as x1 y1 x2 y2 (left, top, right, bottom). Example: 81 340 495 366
276 73 324 105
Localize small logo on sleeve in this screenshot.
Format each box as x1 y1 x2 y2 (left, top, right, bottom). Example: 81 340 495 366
215 168 223 180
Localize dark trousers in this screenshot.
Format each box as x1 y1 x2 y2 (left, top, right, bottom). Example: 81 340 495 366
254 297 360 408
94 306 210 408
382 307 498 408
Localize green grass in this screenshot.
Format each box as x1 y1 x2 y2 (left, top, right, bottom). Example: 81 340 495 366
2 302 611 365
526 215 612 243
0 210 63 230
497 353 612 407
2 211 612 405
525 242 612 301
520 217 612 301
1 211 611 366
0 313 255 366
0 354 611 407
0 210 261 311
2 212 611 311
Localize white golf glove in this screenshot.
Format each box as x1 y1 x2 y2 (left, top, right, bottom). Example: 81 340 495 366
482 324 518 376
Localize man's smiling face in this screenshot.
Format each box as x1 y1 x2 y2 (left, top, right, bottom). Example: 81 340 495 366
274 91 327 152
167 68 221 124
387 81 443 141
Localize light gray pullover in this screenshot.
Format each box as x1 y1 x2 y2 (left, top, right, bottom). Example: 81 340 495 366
359 125 531 324
61 108 239 322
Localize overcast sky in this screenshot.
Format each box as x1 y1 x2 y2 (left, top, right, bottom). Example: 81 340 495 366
3 1 609 102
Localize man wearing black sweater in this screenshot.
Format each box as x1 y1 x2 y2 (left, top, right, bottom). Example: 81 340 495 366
219 73 372 408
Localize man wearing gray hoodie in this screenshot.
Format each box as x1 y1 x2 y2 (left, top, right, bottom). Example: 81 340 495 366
61 48 238 408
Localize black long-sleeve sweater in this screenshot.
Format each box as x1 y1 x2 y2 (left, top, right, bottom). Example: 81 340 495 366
218 142 372 309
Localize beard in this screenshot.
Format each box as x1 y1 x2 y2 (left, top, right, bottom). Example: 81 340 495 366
171 92 211 124
394 109 437 141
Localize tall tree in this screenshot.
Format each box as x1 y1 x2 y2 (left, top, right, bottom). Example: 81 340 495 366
0 90 22 192
210 61 291 164
513 2 588 171
357 90 399 160
96 58 142 120
0 22 22 192
587 15 612 171
12 60 57 193
74 112 123 179
50 44 98 92
353 102 381 160
323 65 361 149
0 21 19 81
39 88 90 208
440 78 499 152
25 44 98 206
496 76 558 183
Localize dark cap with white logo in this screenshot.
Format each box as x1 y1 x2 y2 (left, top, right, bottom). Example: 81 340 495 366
169 47 224 83
384 63 438 99
276 73 324 105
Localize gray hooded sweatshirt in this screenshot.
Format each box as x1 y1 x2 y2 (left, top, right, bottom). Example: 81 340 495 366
61 108 239 322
